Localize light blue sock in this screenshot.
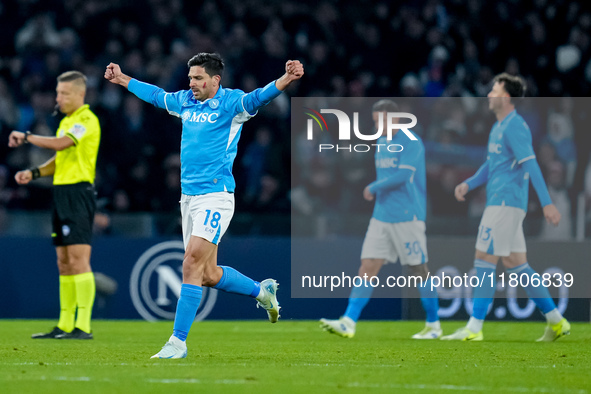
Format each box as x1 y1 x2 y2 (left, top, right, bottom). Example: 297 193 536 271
173 284 202 341
213 266 260 297
472 259 497 320
418 277 439 323
343 284 374 322
507 263 556 314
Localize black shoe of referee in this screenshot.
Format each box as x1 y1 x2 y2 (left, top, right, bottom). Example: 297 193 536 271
56 327 93 340
31 327 67 339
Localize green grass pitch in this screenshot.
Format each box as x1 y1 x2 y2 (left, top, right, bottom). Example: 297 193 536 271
1 320 589 393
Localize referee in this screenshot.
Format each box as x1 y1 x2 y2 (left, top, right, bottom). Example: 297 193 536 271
9 71 100 340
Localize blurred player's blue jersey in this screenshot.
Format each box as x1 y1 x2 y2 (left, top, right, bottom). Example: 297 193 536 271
369 132 426 223
485 110 535 211
128 79 280 195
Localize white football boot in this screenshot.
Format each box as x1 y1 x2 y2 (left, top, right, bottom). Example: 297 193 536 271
256 279 281 323
151 335 187 359
319 316 356 338
412 326 443 339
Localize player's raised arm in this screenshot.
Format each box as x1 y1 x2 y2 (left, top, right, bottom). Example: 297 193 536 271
275 60 304 91
241 60 304 115
105 62 182 114
104 63 132 89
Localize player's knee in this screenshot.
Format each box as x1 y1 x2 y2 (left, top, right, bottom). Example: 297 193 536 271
359 259 383 277
185 242 211 264
475 250 498 264
409 264 429 279
201 274 217 287
201 265 222 287
501 257 518 269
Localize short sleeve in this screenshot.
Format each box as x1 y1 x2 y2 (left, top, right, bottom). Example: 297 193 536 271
65 112 98 145
65 123 86 145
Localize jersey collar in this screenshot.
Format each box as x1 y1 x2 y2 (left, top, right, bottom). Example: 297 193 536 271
498 109 516 127
68 104 89 118
193 85 225 106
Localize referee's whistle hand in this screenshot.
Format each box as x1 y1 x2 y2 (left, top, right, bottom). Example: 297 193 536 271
14 170 32 185
8 131 25 147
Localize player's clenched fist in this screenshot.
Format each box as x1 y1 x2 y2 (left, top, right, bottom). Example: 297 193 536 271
104 63 119 80
104 63 131 88
285 60 304 79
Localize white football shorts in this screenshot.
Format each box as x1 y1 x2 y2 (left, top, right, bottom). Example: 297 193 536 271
475 205 526 257
180 191 234 247
360 218 428 266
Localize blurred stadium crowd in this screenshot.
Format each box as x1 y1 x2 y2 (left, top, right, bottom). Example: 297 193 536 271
0 0 590 237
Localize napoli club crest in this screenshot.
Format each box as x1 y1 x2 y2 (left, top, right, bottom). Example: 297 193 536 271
209 99 219 109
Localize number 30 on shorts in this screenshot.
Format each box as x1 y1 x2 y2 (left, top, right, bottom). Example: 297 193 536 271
405 241 423 256
204 209 221 228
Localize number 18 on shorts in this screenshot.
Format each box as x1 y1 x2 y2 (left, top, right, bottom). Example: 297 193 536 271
180 192 235 247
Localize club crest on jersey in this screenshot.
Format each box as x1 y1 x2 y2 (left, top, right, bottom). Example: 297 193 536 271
208 99 219 109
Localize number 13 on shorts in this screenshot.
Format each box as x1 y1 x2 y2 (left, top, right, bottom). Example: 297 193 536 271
476 224 494 254
478 225 492 241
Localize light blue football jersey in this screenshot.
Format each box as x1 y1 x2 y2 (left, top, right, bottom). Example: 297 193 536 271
368 132 426 223
485 110 536 211
128 79 281 195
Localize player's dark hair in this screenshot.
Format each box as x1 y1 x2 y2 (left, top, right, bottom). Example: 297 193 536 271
493 73 526 99
187 53 224 78
372 99 399 112
57 71 87 87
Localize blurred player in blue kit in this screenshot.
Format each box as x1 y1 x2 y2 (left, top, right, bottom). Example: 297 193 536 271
441 73 570 341
105 53 303 358
320 100 441 339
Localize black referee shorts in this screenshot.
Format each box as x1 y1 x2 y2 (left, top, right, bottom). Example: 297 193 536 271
51 182 96 246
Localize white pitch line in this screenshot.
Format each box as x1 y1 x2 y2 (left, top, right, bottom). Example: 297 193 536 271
0 361 574 370
0 375 585 393
336 382 586 393
147 378 251 385
0 376 588 394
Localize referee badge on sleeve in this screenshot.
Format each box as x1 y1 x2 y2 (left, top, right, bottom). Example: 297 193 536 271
70 124 87 139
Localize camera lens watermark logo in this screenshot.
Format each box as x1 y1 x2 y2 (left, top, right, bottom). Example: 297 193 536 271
130 241 218 321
